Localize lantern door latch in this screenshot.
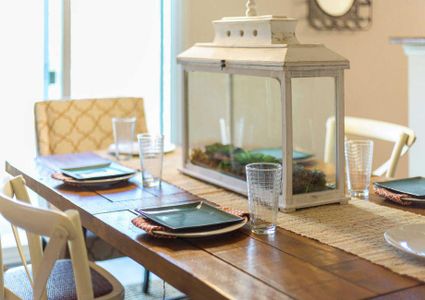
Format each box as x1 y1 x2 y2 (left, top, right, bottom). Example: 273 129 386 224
220 60 226 70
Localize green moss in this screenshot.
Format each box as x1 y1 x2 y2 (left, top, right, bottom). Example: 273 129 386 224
292 164 327 194
191 142 329 194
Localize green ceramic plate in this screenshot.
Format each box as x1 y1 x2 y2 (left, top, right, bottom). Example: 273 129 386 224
61 162 136 181
136 202 244 230
251 148 314 161
374 177 425 198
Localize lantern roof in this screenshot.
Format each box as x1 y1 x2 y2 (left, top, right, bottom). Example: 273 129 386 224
177 15 349 70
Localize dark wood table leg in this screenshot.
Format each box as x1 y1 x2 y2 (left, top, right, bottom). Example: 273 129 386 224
143 268 151 294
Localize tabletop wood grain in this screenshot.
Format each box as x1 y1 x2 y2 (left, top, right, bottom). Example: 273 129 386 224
5 151 425 300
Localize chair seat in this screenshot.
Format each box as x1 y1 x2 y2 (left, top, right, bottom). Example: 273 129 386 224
4 259 114 300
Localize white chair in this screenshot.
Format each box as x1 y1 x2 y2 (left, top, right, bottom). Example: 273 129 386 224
0 175 124 300
324 116 416 178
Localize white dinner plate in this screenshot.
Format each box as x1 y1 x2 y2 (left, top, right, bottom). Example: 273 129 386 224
384 223 425 258
152 217 248 238
108 142 176 155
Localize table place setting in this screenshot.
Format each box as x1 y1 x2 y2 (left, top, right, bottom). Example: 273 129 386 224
131 201 249 238
374 177 425 205
345 139 425 261
45 116 169 189
372 176 425 259
39 152 137 187
129 150 281 238
53 160 136 187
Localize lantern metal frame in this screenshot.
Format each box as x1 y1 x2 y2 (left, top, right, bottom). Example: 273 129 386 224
177 15 349 211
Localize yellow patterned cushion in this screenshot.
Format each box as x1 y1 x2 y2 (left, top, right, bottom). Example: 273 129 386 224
35 97 147 155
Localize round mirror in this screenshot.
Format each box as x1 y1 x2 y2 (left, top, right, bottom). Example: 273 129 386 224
315 0 355 17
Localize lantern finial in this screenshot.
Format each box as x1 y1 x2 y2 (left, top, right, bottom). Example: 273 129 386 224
245 0 257 17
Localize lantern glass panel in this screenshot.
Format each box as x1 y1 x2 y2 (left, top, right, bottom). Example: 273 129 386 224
291 76 337 195
188 71 282 180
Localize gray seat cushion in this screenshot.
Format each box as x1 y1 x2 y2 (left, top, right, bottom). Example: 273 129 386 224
4 259 113 300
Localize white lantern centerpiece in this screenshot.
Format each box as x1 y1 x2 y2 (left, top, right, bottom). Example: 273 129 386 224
177 1 349 211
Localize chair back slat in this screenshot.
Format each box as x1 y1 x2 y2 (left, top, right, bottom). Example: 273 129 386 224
66 210 95 300
32 232 67 300
11 225 33 286
345 118 413 144
9 177 43 285
325 116 416 178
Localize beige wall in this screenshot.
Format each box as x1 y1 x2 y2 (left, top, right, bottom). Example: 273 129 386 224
181 0 425 177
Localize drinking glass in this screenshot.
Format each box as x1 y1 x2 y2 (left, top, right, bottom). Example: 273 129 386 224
138 133 164 187
345 140 374 199
112 117 136 161
246 163 282 235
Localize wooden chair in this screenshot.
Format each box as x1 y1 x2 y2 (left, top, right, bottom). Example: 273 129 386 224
324 116 416 178
0 175 124 300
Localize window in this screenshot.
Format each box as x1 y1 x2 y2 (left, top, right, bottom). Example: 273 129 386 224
0 0 178 265
46 0 175 144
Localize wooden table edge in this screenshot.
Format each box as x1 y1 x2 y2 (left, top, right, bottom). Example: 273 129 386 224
5 160 293 300
6 158 425 299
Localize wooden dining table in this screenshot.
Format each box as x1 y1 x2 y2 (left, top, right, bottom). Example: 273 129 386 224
5 150 425 300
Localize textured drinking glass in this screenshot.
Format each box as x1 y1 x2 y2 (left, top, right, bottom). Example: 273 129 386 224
112 117 136 161
138 133 164 187
246 163 282 235
345 140 374 199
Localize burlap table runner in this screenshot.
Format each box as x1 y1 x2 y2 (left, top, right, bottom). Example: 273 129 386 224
159 160 425 282
115 151 425 282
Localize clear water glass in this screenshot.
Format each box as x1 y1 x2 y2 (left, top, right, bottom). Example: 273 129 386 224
138 133 164 187
112 117 136 161
246 163 282 235
345 140 374 199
